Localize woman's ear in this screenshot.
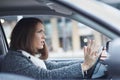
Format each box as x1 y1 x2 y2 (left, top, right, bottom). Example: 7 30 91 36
39 42 49 60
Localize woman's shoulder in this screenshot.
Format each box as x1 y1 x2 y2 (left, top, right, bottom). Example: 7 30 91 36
1 50 33 72
4 50 30 63
8 50 22 55
6 50 27 58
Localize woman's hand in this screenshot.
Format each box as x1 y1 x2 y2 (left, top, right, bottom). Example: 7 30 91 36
81 40 102 71
100 47 108 60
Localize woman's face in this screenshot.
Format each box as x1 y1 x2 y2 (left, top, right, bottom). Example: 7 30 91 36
33 23 46 50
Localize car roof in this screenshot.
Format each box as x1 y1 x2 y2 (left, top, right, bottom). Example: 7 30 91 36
0 0 72 16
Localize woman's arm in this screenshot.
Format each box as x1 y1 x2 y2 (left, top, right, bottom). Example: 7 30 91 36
1 51 83 79
2 54 83 79
45 60 83 70
22 62 83 79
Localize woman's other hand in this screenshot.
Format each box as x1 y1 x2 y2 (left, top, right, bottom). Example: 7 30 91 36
81 40 102 71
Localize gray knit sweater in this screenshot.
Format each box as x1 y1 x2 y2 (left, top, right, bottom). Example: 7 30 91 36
1 50 83 79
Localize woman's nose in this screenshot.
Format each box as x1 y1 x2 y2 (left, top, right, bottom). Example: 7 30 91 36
43 34 46 39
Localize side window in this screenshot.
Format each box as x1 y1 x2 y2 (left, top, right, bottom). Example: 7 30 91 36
1 16 110 59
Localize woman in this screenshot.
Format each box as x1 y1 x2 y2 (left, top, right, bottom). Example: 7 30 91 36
1 17 102 79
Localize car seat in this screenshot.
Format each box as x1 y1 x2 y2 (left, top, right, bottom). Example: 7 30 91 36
0 33 6 71
0 22 8 72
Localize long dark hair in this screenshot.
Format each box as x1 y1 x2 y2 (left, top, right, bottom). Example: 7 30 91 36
10 17 48 60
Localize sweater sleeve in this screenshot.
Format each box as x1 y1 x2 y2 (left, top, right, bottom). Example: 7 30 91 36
45 60 83 70
20 61 83 79
2 54 83 79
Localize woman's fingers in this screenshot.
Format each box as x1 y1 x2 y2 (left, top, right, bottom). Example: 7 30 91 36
87 40 92 53
84 46 85 52
90 40 94 48
84 46 87 56
87 40 99 56
100 49 108 60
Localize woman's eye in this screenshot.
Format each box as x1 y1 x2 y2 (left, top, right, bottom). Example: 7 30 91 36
37 30 45 34
38 31 42 33
37 30 42 33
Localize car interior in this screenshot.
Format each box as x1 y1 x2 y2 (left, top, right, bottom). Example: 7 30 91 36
0 0 120 79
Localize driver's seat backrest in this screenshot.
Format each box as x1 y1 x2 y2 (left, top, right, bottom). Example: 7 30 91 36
0 34 6 72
